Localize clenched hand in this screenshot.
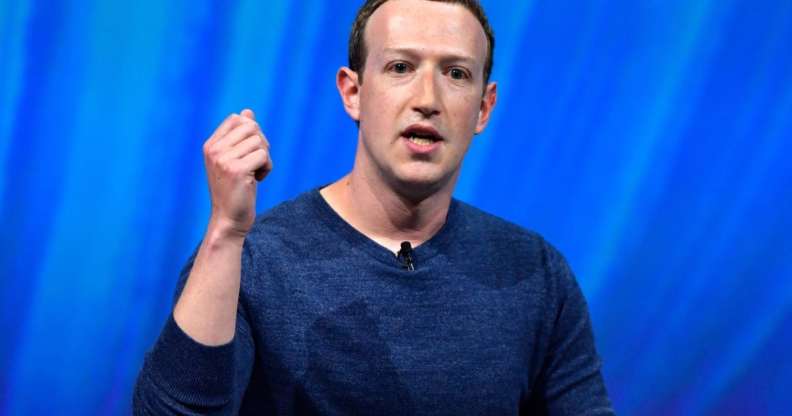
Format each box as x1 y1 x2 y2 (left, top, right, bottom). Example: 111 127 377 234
203 109 272 238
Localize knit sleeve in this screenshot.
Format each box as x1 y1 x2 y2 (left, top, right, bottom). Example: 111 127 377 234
132 242 256 415
530 243 615 415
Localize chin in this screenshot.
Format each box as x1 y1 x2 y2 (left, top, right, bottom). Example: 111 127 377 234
390 167 453 200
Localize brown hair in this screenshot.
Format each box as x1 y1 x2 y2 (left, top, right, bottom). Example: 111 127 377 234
348 0 495 87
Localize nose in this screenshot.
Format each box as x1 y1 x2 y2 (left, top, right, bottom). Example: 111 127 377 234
412 69 441 118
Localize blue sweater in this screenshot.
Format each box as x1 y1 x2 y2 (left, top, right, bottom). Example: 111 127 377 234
134 189 613 415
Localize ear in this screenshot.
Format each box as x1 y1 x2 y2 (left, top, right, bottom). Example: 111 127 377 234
474 82 497 134
337 67 361 121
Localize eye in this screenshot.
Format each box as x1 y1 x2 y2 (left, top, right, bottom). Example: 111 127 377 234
389 62 411 74
449 68 467 80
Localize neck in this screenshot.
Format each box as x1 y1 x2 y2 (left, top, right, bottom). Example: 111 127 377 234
320 167 457 253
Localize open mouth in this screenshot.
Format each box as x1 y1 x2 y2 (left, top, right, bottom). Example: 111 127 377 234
401 125 444 146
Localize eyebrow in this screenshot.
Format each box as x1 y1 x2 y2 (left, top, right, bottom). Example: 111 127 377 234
381 47 478 65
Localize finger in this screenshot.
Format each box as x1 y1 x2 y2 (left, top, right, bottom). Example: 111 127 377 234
256 157 273 181
210 113 244 143
217 119 261 148
241 108 255 120
237 148 272 181
222 135 266 161
254 148 273 181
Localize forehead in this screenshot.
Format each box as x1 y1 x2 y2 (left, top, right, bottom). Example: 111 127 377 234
365 0 488 63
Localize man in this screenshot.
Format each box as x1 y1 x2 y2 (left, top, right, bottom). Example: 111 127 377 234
134 0 614 414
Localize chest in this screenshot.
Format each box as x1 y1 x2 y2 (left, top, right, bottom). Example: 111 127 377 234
243 264 550 413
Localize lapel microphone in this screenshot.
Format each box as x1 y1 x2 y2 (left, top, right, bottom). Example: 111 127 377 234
397 241 415 271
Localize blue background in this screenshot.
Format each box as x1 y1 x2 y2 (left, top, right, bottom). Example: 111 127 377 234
2 0 791 414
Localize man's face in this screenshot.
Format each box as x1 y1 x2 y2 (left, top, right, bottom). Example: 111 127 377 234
344 0 496 198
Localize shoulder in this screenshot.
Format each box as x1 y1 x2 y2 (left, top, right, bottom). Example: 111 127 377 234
452 199 576 288
253 191 316 229
243 189 332 254
453 199 547 254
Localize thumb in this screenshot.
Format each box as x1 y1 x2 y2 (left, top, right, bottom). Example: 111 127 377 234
241 108 255 120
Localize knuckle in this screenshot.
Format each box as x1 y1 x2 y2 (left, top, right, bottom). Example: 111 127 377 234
208 145 222 159
243 118 259 129
220 115 237 131
217 158 231 172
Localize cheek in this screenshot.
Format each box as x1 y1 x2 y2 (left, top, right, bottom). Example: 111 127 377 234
359 89 400 140
361 84 398 117
449 94 483 129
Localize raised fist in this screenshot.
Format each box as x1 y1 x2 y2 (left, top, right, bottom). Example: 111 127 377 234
202 109 272 237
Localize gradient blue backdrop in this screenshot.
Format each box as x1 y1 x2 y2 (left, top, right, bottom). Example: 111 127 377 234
1 0 791 414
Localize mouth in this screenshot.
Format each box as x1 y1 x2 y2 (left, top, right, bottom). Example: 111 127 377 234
400 125 444 147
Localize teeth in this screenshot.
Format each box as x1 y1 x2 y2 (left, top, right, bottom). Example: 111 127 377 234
408 135 435 146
